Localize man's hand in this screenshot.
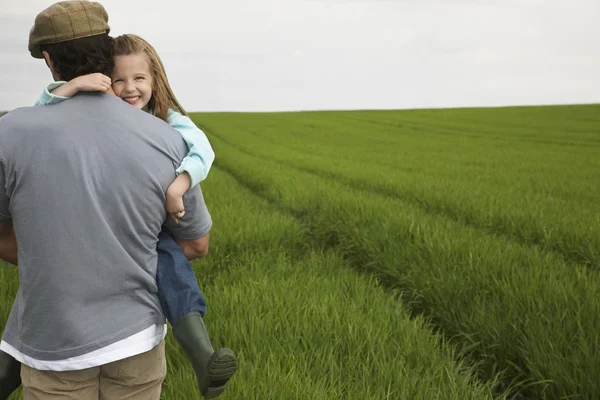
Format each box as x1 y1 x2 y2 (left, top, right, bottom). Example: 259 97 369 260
0 223 17 265
52 73 112 98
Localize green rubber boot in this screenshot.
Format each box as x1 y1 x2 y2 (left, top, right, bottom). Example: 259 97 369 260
0 350 21 400
172 312 238 399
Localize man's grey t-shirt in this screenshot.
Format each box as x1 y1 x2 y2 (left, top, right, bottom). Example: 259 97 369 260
0 93 211 361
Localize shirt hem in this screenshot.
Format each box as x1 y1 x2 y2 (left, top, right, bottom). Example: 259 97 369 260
0 324 167 371
2 314 164 361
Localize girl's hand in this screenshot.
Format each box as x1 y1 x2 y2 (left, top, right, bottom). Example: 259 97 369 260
73 73 112 92
166 172 192 224
52 73 112 98
166 191 186 224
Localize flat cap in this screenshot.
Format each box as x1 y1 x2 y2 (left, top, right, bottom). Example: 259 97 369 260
29 1 110 59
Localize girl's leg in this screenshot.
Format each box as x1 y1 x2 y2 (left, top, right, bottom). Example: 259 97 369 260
0 350 21 400
156 227 207 323
156 227 238 398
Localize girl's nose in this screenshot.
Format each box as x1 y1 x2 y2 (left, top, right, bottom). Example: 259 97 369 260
124 82 135 92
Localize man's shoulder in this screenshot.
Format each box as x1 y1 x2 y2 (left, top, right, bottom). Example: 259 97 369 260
0 107 40 159
0 105 39 120
0 106 43 135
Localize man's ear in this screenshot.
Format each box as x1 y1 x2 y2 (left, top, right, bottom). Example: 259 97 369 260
42 51 61 81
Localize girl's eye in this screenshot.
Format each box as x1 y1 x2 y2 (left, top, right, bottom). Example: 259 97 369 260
135 77 145 81
114 79 123 84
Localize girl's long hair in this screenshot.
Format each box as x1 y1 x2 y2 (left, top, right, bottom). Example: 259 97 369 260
112 34 187 122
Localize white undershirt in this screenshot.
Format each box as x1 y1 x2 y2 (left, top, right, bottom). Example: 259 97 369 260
0 324 167 371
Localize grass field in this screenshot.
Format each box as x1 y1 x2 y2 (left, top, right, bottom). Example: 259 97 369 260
1 104 599 399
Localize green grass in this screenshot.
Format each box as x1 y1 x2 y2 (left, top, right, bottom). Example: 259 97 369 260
2 104 598 399
189 104 600 399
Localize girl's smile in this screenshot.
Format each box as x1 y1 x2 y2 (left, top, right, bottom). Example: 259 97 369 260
123 96 141 105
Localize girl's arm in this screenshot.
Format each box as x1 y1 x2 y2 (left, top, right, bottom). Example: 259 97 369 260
35 81 70 106
34 74 112 106
168 110 215 187
165 110 215 222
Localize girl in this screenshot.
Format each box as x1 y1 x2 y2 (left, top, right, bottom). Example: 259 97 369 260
0 34 237 400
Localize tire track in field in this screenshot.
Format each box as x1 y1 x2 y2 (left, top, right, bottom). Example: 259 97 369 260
207 129 597 270
211 162 528 400
195 175 501 400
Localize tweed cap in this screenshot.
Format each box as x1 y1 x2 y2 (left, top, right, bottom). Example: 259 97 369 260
29 1 110 59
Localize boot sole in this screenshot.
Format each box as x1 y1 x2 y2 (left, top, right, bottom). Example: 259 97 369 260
204 348 238 399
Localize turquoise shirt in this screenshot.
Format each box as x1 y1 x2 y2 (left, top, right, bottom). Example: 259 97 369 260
35 82 215 188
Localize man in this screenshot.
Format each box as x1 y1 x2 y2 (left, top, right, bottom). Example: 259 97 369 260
0 1 213 398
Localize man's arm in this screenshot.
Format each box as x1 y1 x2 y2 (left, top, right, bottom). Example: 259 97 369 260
0 148 16 265
0 223 17 265
163 185 212 262
176 233 209 261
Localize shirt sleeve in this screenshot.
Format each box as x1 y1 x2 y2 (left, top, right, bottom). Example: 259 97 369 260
167 109 215 188
34 81 70 106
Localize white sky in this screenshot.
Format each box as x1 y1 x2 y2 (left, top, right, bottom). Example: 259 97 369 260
1 0 599 112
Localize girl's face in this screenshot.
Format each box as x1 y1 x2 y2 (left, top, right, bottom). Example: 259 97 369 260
111 53 153 111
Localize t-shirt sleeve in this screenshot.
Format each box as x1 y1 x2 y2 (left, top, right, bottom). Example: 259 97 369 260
163 184 212 240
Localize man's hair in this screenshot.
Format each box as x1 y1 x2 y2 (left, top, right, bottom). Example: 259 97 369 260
40 34 114 82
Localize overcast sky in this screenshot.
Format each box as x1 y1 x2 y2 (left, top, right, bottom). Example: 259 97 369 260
1 0 599 112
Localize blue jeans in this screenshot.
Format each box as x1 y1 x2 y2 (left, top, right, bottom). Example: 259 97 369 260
156 227 207 324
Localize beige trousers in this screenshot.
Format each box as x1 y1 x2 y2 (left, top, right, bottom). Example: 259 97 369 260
20 340 166 400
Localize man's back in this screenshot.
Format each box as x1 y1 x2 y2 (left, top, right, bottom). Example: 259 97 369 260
0 93 211 360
